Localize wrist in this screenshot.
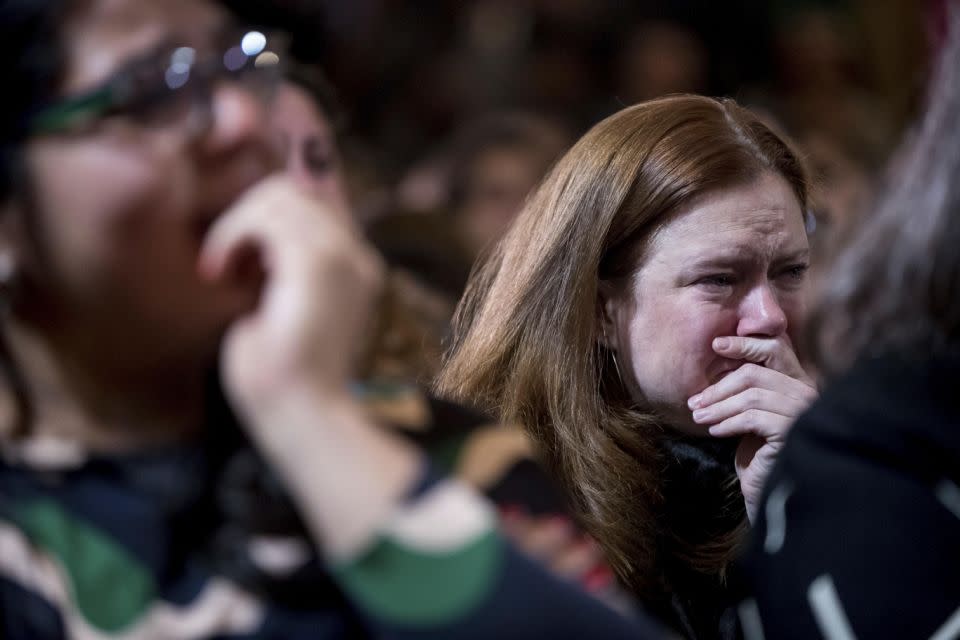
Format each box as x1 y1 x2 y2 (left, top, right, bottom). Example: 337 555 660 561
236 378 424 560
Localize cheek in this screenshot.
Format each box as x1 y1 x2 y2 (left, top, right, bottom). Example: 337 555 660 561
29 140 193 278
622 298 737 402
782 294 808 345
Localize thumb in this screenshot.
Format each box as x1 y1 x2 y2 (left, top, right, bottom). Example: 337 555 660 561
713 336 807 380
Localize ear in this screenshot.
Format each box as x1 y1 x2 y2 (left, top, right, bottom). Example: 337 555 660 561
597 279 622 350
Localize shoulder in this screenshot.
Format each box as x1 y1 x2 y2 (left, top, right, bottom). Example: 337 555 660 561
736 352 960 639
781 352 960 477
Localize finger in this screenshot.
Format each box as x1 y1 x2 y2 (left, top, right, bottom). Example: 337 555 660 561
197 177 292 280
689 363 817 409
707 408 793 440
712 336 809 381
198 227 270 286
692 386 808 425
198 177 357 281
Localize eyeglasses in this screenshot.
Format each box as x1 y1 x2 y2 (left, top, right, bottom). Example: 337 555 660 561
27 28 288 136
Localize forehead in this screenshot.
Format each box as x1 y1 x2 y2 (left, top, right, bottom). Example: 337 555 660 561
645 172 807 264
272 84 334 137
61 0 228 93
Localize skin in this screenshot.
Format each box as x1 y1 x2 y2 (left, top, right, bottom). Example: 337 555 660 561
458 146 546 255
4 0 418 560
269 83 351 214
13 0 268 445
602 172 818 518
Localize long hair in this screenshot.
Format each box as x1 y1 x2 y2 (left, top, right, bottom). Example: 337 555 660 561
807 9 960 374
436 95 808 597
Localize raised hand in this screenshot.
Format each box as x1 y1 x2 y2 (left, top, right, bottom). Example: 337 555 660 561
198 175 382 417
688 336 817 521
198 176 419 560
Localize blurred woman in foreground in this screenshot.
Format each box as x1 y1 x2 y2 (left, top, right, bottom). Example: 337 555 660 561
0 1 660 638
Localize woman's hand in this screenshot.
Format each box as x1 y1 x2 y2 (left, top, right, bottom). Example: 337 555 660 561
198 175 382 413
198 176 420 560
688 336 817 521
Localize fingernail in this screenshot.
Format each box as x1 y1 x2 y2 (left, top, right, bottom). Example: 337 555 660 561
714 337 731 350
692 408 707 422
687 394 702 409
708 425 722 436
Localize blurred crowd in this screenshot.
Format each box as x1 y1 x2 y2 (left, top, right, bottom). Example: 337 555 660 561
305 0 927 229
268 0 936 387
1 0 957 639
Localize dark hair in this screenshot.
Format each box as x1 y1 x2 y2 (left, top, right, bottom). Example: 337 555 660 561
437 95 808 599
807 10 960 374
285 62 347 134
0 0 74 436
0 0 69 202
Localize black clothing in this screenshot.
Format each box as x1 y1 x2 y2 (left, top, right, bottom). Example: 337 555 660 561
737 352 960 638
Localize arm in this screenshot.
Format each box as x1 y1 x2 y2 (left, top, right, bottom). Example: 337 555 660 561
199 177 659 638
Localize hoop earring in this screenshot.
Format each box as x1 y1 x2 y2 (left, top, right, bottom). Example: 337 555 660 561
609 348 625 390
601 326 626 390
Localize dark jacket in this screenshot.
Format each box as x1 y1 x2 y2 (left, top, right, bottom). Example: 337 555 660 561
653 436 745 640
735 352 960 638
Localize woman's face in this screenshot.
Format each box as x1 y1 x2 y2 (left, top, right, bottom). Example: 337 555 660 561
604 172 810 433
270 83 350 214
458 146 547 255
14 0 278 372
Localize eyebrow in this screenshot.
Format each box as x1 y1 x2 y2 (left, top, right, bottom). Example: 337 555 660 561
685 247 811 271
771 247 812 266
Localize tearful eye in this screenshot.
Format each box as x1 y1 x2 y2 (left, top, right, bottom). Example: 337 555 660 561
696 274 736 288
780 263 810 282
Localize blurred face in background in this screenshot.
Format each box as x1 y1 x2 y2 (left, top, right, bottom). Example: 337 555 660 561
14 0 280 375
270 82 350 214
457 145 550 255
617 21 707 103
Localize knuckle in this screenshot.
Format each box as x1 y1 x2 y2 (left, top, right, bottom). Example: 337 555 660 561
741 363 762 384
743 409 764 430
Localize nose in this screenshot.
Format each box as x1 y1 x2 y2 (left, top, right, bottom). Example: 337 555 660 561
197 82 272 156
736 283 788 337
